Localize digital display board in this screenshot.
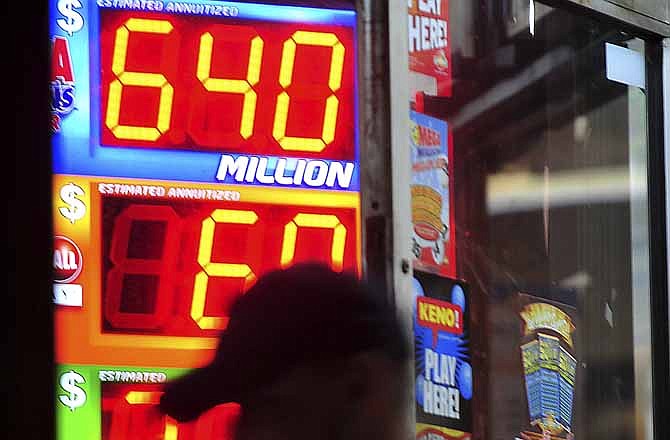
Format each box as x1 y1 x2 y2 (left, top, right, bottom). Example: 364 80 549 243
98 9 355 159
51 1 359 439
56 364 240 440
54 175 360 367
51 0 358 189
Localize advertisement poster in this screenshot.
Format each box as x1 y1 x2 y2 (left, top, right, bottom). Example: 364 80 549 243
517 293 579 440
408 0 451 98
413 272 471 440
410 111 455 277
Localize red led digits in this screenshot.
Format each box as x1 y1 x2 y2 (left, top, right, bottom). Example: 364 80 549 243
280 213 347 272
105 18 178 141
103 384 240 440
105 205 181 330
102 198 358 337
106 391 175 440
191 209 263 330
189 25 263 146
193 404 240 440
273 31 344 152
100 11 355 160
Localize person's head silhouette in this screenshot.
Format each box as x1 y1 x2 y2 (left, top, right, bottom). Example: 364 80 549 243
160 263 409 440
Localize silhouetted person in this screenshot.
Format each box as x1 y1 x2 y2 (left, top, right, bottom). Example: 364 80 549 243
160 263 410 440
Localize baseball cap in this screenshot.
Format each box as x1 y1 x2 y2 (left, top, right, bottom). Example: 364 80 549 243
159 263 408 422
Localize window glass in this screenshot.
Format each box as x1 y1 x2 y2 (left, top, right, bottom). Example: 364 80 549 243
410 2 654 440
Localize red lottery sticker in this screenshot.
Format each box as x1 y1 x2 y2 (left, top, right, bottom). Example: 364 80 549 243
53 235 83 283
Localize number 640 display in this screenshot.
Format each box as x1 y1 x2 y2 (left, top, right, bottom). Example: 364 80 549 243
105 17 345 152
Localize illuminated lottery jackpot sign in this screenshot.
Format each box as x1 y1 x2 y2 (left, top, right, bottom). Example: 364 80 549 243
50 1 359 439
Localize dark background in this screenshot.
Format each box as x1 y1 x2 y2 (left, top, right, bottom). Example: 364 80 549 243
12 0 53 439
